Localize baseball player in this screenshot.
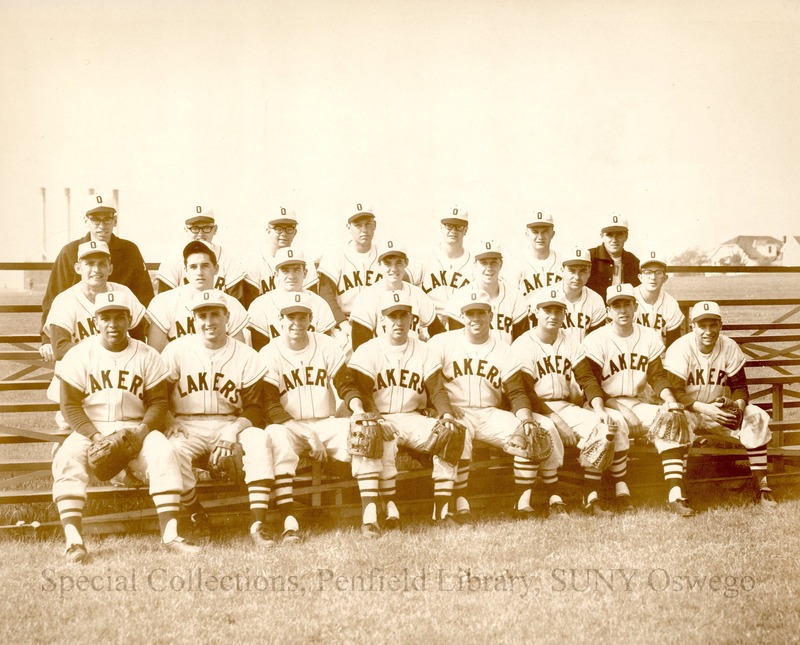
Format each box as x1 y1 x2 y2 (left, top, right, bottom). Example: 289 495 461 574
52 292 199 563
349 290 461 526
162 290 299 546
664 301 776 509
586 215 641 299
634 251 685 348
426 290 564 522
575 283 694 516
146 240 248 352
242 207 319 308
444 240 528 343
510 211 563 296
155 206 247 303
260 293 386 538
409 206 472 318
513 288 630 516
349 240 443 351
40 193 154 360
247 248 335 351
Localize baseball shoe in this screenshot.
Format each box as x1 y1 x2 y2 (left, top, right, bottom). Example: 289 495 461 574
384 516 401 532
361 523 382 539
755 488 778 510
162 536 202 554
65 543 89 564
435 514 460 529
514 506 539 520
250 526 276 549
547 502 569 518
583 499 613 517
280 528 302 545
615 495 635 513
667 499 696 518
190 510 211 542
453 511 475 529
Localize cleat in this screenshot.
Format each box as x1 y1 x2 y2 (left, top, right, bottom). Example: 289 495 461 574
65 543 89 564
668 499 696 518
361 523 381 539
547 502 569 518
250 526 276 548
584 499 613 517
190 511 211 542
615 495 635 513
454 511 474 529
755 489 778 510
384 516 401 532
280 528 302 545
435 514 460 528
163 536 203 554
514 506 539 520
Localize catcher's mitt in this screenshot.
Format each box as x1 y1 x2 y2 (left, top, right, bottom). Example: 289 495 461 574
208 440 245 483
347 412 384 459
422 417 467 467
87 427 143 481
579 421 617 471
718 397 744 431
503 420 553 462
647 404 690 444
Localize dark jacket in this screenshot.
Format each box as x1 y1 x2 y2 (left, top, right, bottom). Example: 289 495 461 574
587 244 640 301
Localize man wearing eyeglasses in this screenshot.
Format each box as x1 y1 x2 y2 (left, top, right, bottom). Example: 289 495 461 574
634 251 684 348
155 207 246 304
40 193 154 362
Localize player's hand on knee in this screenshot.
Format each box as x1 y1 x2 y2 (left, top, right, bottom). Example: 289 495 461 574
308 432 327 461
39 343 55 362
551 414 577 447
210 441 234 469
449 405 465 421
220 423 240 446
617 404 643 438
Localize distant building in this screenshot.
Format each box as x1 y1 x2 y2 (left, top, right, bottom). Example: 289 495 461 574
777 236 800 266
709 236 783 266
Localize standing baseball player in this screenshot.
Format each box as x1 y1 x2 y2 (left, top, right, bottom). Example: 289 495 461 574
575 283 694 516
247 248 335 351
52 292 199 562
242 207 319 307
444 240 528 343
586 215 641 299
410 206 472 318
511 211 563 296
664 301 776 509
514 288 631 516
162 290 298 546
349 240 443 351
349 290 462 527
146 240 248 352
634 251 685 348
155 206 246 303
260 293 386 538
426 291 564 522
40 193 154 361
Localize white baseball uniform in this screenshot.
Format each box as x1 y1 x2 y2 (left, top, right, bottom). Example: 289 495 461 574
244 246 320 296
444 280 528 344
410 246 472 316
528 284 606 342
634 286 685 345
248 289 336 344
156 242 246 293
317 242 383 316
349 282 437 341
511 250 563 296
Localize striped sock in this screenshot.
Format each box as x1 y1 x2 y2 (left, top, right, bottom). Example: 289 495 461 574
56 495 85 545
181 488 198 510
583 466 602 501
356 474 380 524
540 467 560 505
453 459 470 496
746 445 769 486
380 477 396 506
273 473 294 519
433 478 454 520
248 479 272 526
152 490 182 541
660 448 685 501
514 457 538 510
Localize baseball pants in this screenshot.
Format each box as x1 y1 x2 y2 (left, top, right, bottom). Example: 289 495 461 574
547 399 631 453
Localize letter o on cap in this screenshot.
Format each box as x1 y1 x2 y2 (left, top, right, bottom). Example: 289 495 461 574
393 293 400 303
704 303 709 311
203 292 210 301
357 203 362 211
485 242 492 250
196 205 202 213
90 241 97 249
281 207 286 215
471 293 477 301
453 208 459 215
612 215 619 223
108 293 114 302
650 251 656 258
295 294 301 303
388 240 394 248
550 290 557 298
287 250 294 258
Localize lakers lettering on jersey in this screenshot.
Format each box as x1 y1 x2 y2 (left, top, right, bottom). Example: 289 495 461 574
146 285 249 342
513 251 563 296
349 282 437 338
529 285 606 342
317 243 383 315
248 289 336 342
410 247 473 315
511 330 584 402
634 287 684 341
663 333 746 404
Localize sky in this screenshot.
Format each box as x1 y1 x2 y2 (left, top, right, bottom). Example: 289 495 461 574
1 0 798 267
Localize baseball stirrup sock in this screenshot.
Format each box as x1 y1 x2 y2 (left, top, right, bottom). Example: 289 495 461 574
181 489 199 510
356 474 380 524
56 494 86 530
433 478 454 519
453 460 470 494
273 473 294 518
610 451 628 481
379 477 396 504
660 448 685 501
583 466 602 498
153 491 182 538
248 479 272 524
746 445 769 477
540 468 561 505
513 457 538 488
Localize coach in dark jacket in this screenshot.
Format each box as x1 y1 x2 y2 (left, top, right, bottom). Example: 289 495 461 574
586 214 640 300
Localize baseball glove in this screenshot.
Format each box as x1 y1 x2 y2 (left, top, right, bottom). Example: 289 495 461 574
503 420 553 462
347 412 384 459
422 417 468 467
647 404 690 444
208 440 245 483
579 421 617 471
718 397 744 431
87 427 143 481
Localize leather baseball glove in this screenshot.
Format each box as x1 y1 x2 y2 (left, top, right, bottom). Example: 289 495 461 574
717 397 744 431
579 421 617 471
647 403 690 444
422 417 467 467
208 440 246 483
347 412 384 459
87 427 143 481
503 420 553 462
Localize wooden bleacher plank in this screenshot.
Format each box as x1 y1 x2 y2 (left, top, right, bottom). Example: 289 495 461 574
0 380 49 392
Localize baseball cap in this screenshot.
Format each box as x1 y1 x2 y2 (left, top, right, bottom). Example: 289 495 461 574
191 289 228 312
601 214 628 234
460 289 493 314
186 206 215 226
691 301 723 322
381 290 413 315
474 240 503 261
85 193 117 217
274 247 306 270
269 207 299 226
527 211 554 228
77 240 111 260
280 292 313 316
348 203 375 224
442 206 469 225
378 240 408 263
562 247 592 266
183 240 218 266
530 288 567 311
93 291 130 315
641 250 668 270
606 283 637 304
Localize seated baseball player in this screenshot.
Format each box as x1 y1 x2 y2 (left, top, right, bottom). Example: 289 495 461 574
586 215 641 300
426 290 564 522
349 290 464 528
349 240 444 351
247 247 335 351
511 211 563 297
52 292 200 563
634 251 685 349
513 288 630 516
260 293 385 538
664 301 776 509
575 283 694 516
444 241 529 343
155 206 246 303
242 206 319 308
146 240 248 352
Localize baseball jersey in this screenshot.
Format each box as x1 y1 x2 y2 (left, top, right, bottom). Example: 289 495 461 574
582 324 665 398
349 336 436 413
511 329 584 402
511 250 563 296
445 280 528 344
426 330 517 408
663 333 746 404
162 335 266 417
634 287 684 342
248 289 336 342
410 246 472 316
349 282 437 339
156 242 246 292
55 336 168 422
146 285 249 342
317 242 383 315
528 284 606 342
260 333 346 420
244 246 320 295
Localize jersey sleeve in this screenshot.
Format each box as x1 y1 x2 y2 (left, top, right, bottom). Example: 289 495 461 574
44 291 77 337
55 344 89 393
316 247 342 283
581 327 605 366
348 342 378 379
644 328 666 361
321 334 348 381
140 343 170 389
416 290 437 328
312 296 337 333
663 336 691 380
259 347 282 388
246 295 271 335
723 336 747 377
225 296 250 337
155 254 183 290
663 296 685 332
303 261 320 290
588 292 608 329
146 293 172 334
348 293 377 331
159 341 180 382
241 345 269 389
